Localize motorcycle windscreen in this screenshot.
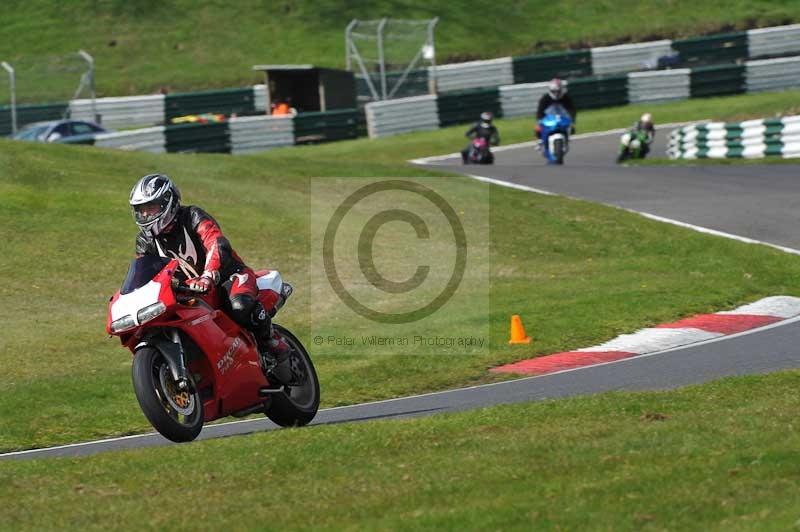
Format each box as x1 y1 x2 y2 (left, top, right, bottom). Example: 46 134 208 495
543 104 571 120
121 255 171 295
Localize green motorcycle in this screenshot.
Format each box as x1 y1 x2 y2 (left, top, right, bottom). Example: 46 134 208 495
617 129 651 163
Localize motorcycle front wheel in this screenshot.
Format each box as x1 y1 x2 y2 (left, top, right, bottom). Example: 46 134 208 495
265 325 320 427
554 138 565 165
132 347 204 442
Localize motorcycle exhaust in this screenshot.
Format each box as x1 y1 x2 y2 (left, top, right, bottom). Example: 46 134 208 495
231 402 268 418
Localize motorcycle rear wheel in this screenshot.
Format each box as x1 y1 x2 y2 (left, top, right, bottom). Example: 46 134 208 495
132 347 204 442
265 325 320 427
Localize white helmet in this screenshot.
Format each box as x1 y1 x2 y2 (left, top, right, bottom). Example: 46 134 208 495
548 78 566 100
129 174 181 236
640 113 653 126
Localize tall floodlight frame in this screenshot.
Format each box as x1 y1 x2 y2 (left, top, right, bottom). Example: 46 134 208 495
1 61 16 135
75 50 98 123
345 17 439 101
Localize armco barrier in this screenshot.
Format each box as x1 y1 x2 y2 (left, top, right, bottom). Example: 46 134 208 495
357 70 429 101
498 82 548 118
436 87 501 127
431 57 513 93
746 56 800 93
293 109 359 144
0 102 67 136
748 24 800 59
165 88 256 122
673 32 748 67
94 127 166 153
165 122 230 153
228 115 294 154
667 116 800 159
568 75 628 109
365 95 439 139
591 40 674 75
627 69 691 103
690 64 745 97
69 95 165 129
512 50 592 84
253 85 267 113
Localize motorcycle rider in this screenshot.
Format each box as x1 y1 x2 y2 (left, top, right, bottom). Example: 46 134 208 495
634 112 656 157
535 78 577 149
461 111 500 163
128 173 293 385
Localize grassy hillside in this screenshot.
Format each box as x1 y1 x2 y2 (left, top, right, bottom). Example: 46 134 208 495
2 90 800 451
2 0 799 101
3 371 800 530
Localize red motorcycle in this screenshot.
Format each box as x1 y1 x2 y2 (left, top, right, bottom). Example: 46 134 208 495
465 137 495 165
106 255 319 442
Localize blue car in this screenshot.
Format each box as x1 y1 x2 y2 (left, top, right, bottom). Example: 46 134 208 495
538 104 573 165
12 119 107 143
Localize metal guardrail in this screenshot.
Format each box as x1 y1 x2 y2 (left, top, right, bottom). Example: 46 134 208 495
430 57 514 92
365 94 439 138
228 115 294 154
590 40 674 75
746 56 800 93
69 95 165 129
94 126 166 153
498 82 548 118
627 69 691 103
748 24 800 59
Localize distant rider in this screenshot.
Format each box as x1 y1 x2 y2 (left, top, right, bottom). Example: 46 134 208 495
535 78 577 148
634 112 655 157
128 173 293 384
461 111 500 163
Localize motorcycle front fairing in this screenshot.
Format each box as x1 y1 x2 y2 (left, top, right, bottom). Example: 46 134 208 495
107 256 270 421
539 104 573 161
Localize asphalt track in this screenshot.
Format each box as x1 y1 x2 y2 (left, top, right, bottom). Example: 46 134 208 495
5 128 800 461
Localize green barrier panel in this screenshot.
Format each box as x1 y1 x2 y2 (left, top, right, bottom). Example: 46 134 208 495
357 69 429 100
165 122 230 153
673 32 748 67
165 88 255 122
512 50 592 84
436 87 502 128
0 102 68 137
567 75 628 110
293 109 360 144
690 64 745 97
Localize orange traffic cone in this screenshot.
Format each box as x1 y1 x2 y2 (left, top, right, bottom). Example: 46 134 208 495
508 314 532 345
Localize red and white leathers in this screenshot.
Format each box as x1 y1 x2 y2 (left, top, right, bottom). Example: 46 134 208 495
135 205 291 380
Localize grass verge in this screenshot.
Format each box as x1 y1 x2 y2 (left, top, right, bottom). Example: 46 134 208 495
2 90 800 452
2 1 799 101
2 371 800 530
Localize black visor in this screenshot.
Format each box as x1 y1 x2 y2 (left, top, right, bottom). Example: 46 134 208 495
133 193 171 225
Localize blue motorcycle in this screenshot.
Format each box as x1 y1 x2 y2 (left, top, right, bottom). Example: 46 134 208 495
538 104 573 165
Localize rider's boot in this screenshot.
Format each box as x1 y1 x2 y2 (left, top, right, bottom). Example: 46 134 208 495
251 302 293 385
